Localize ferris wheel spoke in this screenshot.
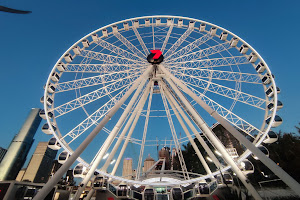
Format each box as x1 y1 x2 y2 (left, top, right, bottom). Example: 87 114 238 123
165 33 212 60
94 38 145 62
168 67 261 84
161 22 174 53
136 82 154 180
52 75 138 117
64 63 146 73
178 75 266 109
131 23 150 55
183 83 262 137
165 42 231 63
166 56 250 69
55 68 142 93
113 31 146 59
63 88 128 142
80 49 145 65
102 82 152 172
163 28 194 58
159 82 190 179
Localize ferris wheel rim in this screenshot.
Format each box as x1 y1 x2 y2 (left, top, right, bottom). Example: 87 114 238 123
42 15 279 186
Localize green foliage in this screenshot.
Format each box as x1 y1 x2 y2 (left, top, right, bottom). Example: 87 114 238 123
181 123 300 187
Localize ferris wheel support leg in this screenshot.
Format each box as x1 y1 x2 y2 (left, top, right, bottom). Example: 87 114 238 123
162 81 222 169
160 66 263 200
32 67 153 200
160 65 300 198
101 81 152 172
110 83 151 177
74 78 150 200
84 188 95 200
162 83 212 174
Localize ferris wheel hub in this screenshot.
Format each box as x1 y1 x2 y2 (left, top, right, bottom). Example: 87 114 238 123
147 49 164 64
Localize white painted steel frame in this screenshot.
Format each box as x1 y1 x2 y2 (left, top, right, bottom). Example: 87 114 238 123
39 15 290 200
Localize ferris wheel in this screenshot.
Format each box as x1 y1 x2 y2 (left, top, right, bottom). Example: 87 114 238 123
35 16 300 200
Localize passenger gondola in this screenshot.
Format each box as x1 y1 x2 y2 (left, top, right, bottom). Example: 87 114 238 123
171 187 183 200
58 151 70 164
263 130 278 144
73 163 87 178
41 123 56 135
266 115 283 127
240 159 254 175
48 137 61 150
252 146 269 160
93 176 107 189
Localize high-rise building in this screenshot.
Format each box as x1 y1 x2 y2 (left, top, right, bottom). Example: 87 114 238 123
122 158 133 179
0 147 7 163
143 155 155 172
0 108 42 181
22 142 57 183
16 168 26 181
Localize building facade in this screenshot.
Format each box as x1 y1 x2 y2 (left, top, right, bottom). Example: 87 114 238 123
0 108 42 181
122 158 133 179
22 142 57 183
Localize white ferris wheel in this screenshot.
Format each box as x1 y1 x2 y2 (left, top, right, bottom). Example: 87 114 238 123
35 16 300 200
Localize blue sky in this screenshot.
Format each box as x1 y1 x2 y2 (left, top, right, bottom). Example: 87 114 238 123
0 0 299 172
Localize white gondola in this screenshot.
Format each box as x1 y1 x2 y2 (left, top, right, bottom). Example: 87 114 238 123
248 52 258 63
252 146 269 160
42 123 56 135
112 25 118 33
48 137 61 150
56 62 66 72
117 183 130 198
73 163 88 178
82 39 90 48
64 53 73 63
39 109 53 119
45 83 56 93
267 100 283 111
216 172 233 187
240 159 254 175
102 29 108 37
266 115 283 127
93 176 107 189
199 23 206 32
171 187 183 200
167 18 172 26
51 72 61 82
91 34 98 42
58 151 70 164
220 32 228 41
134 20 140 28
145 19 150 27
178 19 183 27
263 131 278 144
210 27 217 36
265 86 280 98
261 73 274 85
143 187 156 200
195 179 218 197
230 37 238 47
41 96 53 106
239 44 249 54
188 21 195 29
72 46 81 55
123 22 129 31
255 62 266 73
155 18 161 26
40 96 44 104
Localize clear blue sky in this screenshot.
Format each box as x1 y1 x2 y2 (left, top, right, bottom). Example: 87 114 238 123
0 0 299 171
